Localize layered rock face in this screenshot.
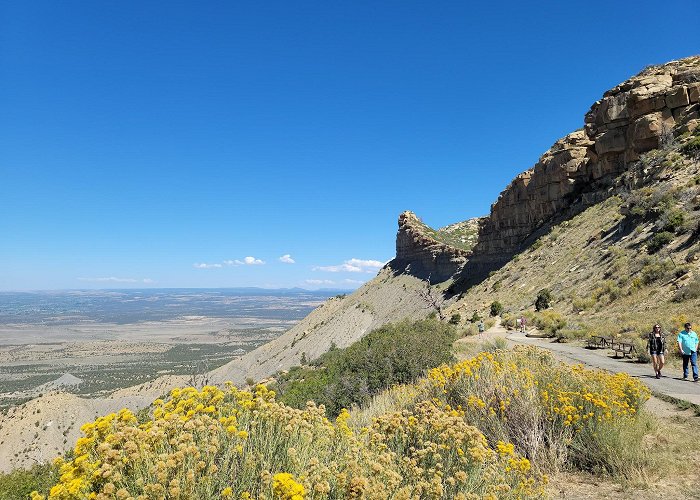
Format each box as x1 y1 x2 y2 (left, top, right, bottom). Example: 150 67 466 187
474 130 593 256
474 57 700 258
392 211 471 282
585 59 700 175
394 57 700 281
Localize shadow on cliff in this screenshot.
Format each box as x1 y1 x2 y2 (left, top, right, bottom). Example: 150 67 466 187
386 259 453 284
450 190 627 296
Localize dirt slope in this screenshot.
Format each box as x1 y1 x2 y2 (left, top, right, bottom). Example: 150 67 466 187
210 267 444 385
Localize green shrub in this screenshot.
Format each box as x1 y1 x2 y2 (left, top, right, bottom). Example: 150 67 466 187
535 289 553 311
633 337 651 363
674 265 691 279
641 258 674 284
591 280 623 304
449 313 461 325
626 186 673 220
647 231 674 254
461 323 478 337
481 336 508 352
660 207 687 234
673 277 700 302
531 310 567 335
490 301 504 317
572 295 596 312
530 238 544 251
555 327 590 343
272 319 456 417
680 135 700 158
0 463 58 499
501 313 517 330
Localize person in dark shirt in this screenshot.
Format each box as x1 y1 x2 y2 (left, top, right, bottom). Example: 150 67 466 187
647 324 666 379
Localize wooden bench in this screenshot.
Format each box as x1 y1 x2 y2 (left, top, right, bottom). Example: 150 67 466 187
611 341 637 358
586 336 611 349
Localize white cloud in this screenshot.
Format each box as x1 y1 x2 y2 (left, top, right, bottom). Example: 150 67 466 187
279 254 295 264
305 279 336 285
78 277 154 283
224 256 265 266
243 256 265 265
313 258 386 273
193 263 223 269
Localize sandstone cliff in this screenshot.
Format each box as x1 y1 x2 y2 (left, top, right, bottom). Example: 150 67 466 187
392 211 477 282
471 56 700 261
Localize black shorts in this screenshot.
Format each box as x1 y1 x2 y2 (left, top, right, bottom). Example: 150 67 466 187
650 351 664 356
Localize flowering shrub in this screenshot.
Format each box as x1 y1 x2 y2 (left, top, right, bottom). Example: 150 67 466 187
273 319 456 417
34 383 544 499
427 346 650 471
33 346 650 498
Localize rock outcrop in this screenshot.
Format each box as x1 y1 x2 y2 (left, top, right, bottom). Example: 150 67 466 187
392 211 473 282
472 56 700 260
473 130 594 258
585 58 700 174
392 57 700 278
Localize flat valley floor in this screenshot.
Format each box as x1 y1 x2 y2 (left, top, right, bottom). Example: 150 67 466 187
0 289 333 408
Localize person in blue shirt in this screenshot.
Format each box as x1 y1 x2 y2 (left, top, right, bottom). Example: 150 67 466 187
677 322 699 381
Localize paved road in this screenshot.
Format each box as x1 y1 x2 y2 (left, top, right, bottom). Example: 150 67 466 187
483 322 700 406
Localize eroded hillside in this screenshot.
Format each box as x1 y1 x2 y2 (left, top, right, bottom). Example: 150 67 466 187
210 266 448 385
448 133 700 335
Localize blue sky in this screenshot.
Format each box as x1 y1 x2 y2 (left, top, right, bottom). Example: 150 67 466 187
1 1 697 290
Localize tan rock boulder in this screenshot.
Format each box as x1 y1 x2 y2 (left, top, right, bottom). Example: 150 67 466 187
689 83 700 103
666 86 690 108
604 93 629 122
595 128 626 155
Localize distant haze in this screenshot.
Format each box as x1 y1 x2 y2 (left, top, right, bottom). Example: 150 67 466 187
0 288 346 325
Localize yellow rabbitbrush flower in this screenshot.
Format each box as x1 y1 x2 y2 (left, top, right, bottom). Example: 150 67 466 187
41 382 544 499
272 473 305 500
426 345 651 471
